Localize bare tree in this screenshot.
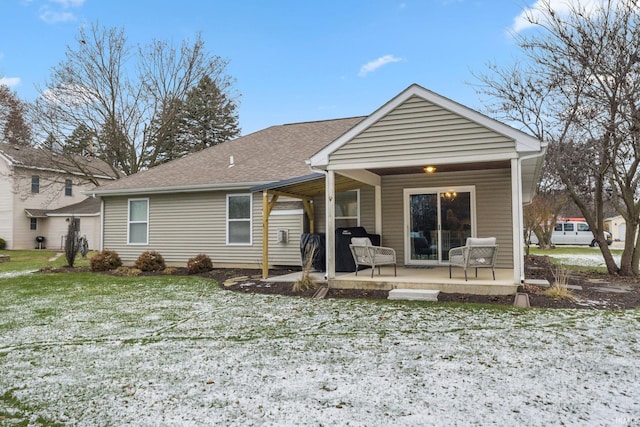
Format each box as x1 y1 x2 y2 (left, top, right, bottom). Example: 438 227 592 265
31 22 239 177
0 84 31 146
475 0 640 276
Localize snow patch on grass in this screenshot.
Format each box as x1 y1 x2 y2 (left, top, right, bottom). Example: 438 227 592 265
548 253 622 268
0 278 639 425
0 270 33 279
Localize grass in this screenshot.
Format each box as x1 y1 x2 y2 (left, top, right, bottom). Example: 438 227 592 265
0 250 638 424
527 245 623 273
0 271 638 425
0 249 94 272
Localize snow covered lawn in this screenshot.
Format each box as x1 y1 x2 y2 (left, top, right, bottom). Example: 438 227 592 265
1 274 639 426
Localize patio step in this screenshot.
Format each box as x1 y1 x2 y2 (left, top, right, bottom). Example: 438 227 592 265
388 289 440 301
313 286 329 299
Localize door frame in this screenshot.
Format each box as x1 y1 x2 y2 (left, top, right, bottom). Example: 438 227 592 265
403 186 477 266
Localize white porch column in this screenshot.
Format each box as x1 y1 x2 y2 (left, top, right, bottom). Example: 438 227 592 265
375 184 382 236
511 158 524 284
326 170 336 279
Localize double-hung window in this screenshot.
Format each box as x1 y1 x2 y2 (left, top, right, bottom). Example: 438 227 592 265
128 199 149 244
65 179 73 196
335 190 359 228
31 176 40 193
227 194 252 245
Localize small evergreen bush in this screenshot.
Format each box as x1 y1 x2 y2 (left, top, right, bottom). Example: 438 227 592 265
187 254 213 274
90 250 123 271
0 237 6 250
134 250 166 272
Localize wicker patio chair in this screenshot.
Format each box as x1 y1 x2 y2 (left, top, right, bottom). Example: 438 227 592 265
349 237 397 278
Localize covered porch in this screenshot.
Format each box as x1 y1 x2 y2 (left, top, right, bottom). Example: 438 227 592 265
253 84 546 295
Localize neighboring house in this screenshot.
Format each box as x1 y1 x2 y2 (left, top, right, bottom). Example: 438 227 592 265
90 84 547 286
605 215 630 242
0 143 117 250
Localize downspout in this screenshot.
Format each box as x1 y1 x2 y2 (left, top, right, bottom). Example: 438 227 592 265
515 145 548 284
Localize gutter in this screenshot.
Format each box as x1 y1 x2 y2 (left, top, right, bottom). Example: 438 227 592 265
86 181 271 197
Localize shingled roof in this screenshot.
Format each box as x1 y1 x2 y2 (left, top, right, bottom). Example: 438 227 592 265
91 117 365 195
0 143 118 179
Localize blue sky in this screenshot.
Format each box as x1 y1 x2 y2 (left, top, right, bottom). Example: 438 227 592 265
0 0 554 135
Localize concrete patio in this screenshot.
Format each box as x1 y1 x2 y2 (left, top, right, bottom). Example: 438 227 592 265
264 266 519 296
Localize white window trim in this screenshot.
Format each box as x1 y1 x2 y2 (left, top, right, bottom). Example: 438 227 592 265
65 179 73 196
403 186 476 266
226 193 253 246
335 189 360 226
127 198 149 245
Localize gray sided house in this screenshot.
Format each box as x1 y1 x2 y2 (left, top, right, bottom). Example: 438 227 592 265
89 117 365 268
91 84 546 288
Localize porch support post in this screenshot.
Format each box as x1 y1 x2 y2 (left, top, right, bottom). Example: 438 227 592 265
302 199 315 233
262 191 269 279
326 170 336 279
374 185 382 236
261 191 279 279
511 158 524 284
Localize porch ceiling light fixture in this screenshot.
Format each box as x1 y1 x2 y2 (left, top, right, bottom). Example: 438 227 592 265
423 165 436 173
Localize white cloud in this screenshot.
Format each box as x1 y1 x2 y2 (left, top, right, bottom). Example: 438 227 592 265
0 77 21 88
49 0 85 7
39 0 85 24
358 55 402 77
40 8 76 23
510 0 606 33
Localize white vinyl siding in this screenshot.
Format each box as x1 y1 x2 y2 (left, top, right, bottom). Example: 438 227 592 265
329 96 516 167
128 199 149 245
102 192 304 267
381 169 513 268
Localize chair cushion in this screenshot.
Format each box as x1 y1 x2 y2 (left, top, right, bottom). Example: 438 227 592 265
466 237 496 246
351 237 372 246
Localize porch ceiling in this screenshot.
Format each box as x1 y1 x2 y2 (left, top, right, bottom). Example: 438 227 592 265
251 160 512 199
367 160 511 176
251 173 362 199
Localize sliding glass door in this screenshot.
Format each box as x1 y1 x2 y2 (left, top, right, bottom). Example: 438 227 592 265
404 187 475 265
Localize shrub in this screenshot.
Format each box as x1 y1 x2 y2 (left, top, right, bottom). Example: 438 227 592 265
542 264 575 301
0 237 6 250
134 250 166 272
292 244 317 292
124 268 142 277
90 250 123 271
163 267 179 275
187 254 213 274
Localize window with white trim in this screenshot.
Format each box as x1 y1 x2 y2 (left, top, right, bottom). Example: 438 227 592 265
227 194 252 245
65 179 73 196
335 190 359 228
31 176 40 193
128 199 149 244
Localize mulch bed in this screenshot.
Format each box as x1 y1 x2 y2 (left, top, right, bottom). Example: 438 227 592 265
218 255 640 310
41 255 640 309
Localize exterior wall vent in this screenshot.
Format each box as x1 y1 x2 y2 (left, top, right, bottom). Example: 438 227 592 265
276 229 289 243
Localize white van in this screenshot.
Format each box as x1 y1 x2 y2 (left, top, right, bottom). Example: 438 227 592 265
528 221 612 246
